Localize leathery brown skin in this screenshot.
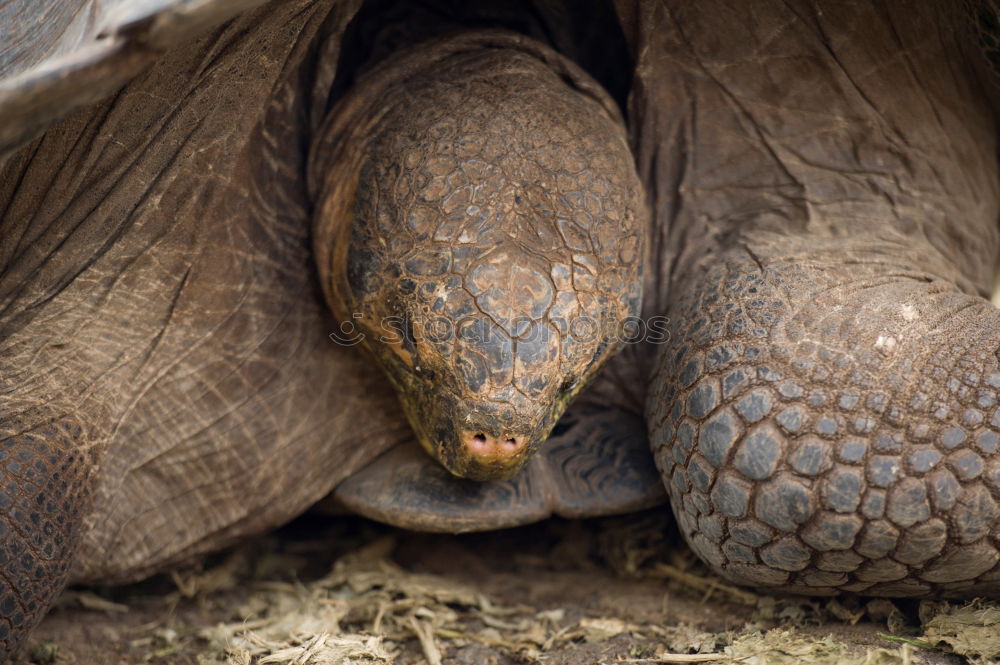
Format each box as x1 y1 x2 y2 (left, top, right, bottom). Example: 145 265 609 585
310 31 645 481
637 1 1000 596
0 2 408 659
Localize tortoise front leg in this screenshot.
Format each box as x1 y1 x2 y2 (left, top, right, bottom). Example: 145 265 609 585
0 401 100 658
630 0 1000 595
653 251 1000 596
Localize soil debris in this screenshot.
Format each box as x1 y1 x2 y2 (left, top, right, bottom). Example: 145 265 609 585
19 513 993 665
918 599 1000 662
721 629 911 665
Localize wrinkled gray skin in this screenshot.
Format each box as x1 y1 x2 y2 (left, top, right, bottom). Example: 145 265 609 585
0 0 999 660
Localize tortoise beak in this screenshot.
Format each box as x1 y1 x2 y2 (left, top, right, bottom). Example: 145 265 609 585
396 380 560 481
422 409 544 482
440 423 535 481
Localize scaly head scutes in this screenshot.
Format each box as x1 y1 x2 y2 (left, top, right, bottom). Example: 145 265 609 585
313 33 645 481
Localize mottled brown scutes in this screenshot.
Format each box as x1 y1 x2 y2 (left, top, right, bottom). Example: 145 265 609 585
311 32 644 481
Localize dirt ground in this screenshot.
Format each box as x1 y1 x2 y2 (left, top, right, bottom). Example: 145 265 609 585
17 510 994 665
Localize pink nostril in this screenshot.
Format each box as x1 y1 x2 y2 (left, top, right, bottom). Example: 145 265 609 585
468 433 490 453
463 431 525 458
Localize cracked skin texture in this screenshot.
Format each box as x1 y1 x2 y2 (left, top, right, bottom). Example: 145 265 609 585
311 32 644 481
0 0 999 661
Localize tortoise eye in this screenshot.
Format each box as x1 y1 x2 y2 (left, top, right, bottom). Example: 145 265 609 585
560 378 580 394
413 363 435 380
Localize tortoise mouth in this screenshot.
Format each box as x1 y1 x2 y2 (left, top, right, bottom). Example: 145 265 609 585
437 434 533 481
399 381 558 482
356 332 571 481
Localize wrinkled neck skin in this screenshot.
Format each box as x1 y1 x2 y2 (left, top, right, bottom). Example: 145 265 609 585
309 30 646 481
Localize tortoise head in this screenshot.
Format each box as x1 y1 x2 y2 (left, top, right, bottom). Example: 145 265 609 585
312 35 645 481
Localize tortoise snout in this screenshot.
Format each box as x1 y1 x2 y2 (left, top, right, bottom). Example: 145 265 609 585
461 430 526 460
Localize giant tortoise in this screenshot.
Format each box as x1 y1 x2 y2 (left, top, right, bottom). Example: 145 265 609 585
1 0 999 660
